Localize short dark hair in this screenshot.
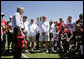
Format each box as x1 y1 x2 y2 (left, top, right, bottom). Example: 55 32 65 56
68 16 72 19
59 18 62 20
79 13 83 17
23 16 27 18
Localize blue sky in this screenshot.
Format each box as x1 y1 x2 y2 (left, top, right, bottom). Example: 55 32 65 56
1 1 83 23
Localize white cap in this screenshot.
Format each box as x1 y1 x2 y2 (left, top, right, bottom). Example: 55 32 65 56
9 16 12 18
76 24 80 27
1 13 5 16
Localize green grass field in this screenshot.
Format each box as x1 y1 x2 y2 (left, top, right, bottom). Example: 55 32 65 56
1 42 60 58
1 41 81 58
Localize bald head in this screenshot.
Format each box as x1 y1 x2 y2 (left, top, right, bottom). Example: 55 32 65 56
17 7 24 15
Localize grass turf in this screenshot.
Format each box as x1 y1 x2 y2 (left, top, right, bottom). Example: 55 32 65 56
1 41 81 58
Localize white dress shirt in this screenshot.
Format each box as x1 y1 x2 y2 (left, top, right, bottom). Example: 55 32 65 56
49 23 55 33
28 23 39 37
35 21 40 33
23 20 29 35
12 12 24 30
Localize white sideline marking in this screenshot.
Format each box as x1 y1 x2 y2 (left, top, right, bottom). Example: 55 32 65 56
22 54 29 58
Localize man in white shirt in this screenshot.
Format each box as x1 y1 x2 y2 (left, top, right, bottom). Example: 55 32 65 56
28 19 39 52
39 16 50 53
23 16 29 53
12 7 25 58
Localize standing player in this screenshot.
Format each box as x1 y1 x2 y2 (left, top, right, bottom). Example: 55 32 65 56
57 18 65 32
39 16 50 53
49 21 55 52
53 26 60 52
23 16 30 53
35 17 40 50
28 19 39 52
66 16 75 32
65 16 76 51
7 16 14 53
12 7 25 58
1 13 7 54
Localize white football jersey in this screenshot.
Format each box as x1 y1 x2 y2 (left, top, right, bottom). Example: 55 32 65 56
66 22 75 32
53 31 59 41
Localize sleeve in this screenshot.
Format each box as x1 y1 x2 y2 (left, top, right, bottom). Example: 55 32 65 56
15 14 21 27
69 29 71 33
39 22 43 33
36 24 39 32
42 22 49 32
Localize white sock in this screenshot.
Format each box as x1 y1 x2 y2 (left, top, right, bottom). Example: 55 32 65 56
52 47 54 51
55 42 57 46
32 48 34 50
67 50 69 53
80 45 83 55
41 48 43 51
57 47 59 50
26 50 28 51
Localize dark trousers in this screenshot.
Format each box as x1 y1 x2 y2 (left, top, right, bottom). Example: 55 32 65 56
7 31 13 52
1 34 6 53
13 28 22 58
36 33 39 49
63 41 70 53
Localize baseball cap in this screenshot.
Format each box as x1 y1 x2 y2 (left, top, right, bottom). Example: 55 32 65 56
9 16 12 18
1 13 5 16
76 24 80 27
43 16 46 19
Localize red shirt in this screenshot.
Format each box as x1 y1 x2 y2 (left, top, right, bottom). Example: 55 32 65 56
1 19 7 34
76 19 83 28
73 29 83 37
1 26 3 36
56 22 65 32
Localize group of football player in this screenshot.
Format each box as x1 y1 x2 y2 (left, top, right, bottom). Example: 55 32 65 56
1 12 83 57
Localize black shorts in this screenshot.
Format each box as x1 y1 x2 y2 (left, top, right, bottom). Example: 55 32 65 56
7 31 14 42
50 33 53 40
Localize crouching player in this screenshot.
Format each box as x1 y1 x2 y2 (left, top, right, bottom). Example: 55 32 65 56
60 25 73 55
73 24 83 56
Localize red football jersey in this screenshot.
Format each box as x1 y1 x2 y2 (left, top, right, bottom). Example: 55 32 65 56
73 29 83 37
76 19 83 28
1 19 7 34
1 26 3 36
57 22 65 32
60 28 71 43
